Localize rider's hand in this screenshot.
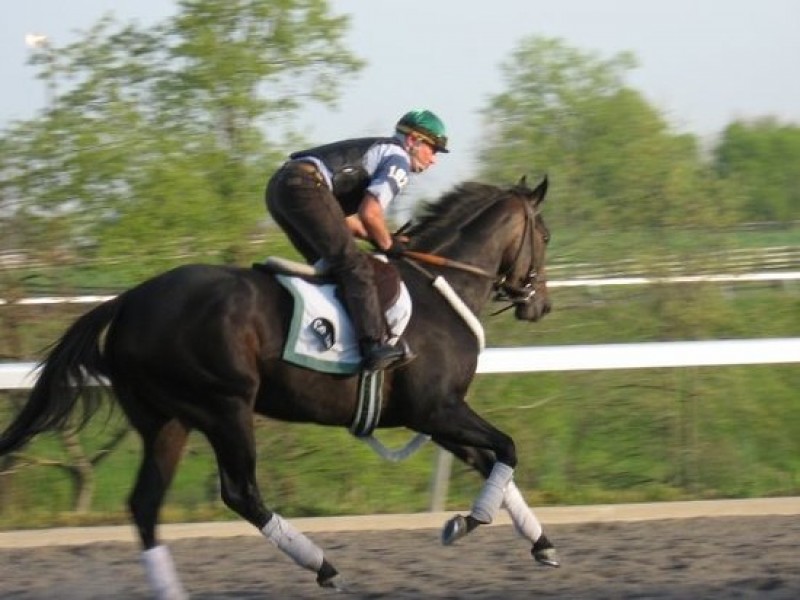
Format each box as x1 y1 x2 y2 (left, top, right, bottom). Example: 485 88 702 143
384 237 407 258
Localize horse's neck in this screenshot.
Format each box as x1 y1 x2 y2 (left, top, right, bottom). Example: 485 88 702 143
432 203 517 314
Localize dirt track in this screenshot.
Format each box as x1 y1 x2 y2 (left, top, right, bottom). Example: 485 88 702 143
0 501 798 599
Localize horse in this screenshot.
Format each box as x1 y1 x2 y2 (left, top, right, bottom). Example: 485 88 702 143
0 175 556 599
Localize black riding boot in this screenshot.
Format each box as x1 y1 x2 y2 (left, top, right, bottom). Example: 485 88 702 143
360 338 416 371
329 250 416 371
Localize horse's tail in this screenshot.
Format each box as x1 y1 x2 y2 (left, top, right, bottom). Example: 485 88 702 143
0 296 123 455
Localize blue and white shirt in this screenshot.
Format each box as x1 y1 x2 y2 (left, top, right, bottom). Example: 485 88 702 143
290 135 411 214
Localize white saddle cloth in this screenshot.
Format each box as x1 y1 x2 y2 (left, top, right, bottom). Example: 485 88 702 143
276 274 412 374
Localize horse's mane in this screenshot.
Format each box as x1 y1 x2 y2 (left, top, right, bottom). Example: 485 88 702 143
406 182 507 252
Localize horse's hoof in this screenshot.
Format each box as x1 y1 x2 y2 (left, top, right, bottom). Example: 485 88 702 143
442 514 469 545
531 535 560 568
533 547 560 568
317 560 345 590
318 573 347 592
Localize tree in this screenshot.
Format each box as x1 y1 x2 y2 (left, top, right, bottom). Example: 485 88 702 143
0 0 363 279
0 1 363 516
713 118 800 223
476 36 721 232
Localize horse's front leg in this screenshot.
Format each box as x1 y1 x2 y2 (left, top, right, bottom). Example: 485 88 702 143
440 460 514 541
434 438 560 567
426 402 516 533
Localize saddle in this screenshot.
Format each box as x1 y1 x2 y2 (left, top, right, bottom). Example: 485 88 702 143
253 254 403 313
253 255 411 437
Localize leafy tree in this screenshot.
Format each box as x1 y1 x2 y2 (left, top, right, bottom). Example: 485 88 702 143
713 118 800 223
0 1 363 278
476 36 723 232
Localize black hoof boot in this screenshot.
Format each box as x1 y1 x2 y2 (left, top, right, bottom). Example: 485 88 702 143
532 534 560 568
316 559 345 589
441 514 481 545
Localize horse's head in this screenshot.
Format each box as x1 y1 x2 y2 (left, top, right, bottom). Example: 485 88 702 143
404 175 552 322
494 175 552 322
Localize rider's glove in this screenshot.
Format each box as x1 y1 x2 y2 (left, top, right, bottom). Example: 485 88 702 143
384 237 407 258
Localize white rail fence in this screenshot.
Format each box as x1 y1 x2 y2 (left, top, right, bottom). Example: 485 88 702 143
2 338 798 389
1 271 798 307
2 338 799 511
547 245 800 278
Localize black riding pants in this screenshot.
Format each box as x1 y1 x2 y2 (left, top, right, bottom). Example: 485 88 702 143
265 162 386 343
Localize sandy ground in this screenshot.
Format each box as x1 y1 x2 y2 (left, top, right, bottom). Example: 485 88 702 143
0 512 798 599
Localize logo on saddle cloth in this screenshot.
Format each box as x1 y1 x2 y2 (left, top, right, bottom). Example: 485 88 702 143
310 317 336 350
275 265 412 375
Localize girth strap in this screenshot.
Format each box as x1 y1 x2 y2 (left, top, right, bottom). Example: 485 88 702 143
350 369 384 437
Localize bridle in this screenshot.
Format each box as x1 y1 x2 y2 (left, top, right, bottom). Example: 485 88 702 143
491 198 542 311
398 195 545 313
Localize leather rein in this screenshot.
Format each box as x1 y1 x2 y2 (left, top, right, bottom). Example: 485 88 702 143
397 198 541 313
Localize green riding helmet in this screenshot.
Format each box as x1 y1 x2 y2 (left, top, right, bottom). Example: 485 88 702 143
395 109 449 153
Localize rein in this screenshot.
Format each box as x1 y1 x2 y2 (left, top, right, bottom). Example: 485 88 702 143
399 250 496 279
397 196 541 314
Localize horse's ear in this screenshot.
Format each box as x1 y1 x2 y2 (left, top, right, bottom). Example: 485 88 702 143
530 174 548 206
517 175 528 188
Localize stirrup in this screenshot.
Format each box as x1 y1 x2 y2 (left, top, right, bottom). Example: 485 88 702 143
389 339 417 369
362 339 416 371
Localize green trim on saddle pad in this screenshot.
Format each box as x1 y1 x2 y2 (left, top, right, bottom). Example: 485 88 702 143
277 274 362 375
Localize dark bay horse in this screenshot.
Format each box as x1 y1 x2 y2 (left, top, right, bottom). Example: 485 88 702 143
0 176 556 599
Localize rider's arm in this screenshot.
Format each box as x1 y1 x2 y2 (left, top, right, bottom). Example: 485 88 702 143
358 194 392 250
358 144 411 251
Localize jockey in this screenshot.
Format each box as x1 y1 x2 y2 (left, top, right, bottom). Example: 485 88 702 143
265 109 448 371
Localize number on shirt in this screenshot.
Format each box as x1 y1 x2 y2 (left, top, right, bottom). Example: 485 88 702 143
388 165 409 188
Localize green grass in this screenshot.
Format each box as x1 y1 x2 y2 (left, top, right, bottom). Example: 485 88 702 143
1 225 798 527
3 223 797 296
1 281 797 529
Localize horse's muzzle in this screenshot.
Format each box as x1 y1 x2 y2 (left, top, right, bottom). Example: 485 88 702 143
515 295 552 322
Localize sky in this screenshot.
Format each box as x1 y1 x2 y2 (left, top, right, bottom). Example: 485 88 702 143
2 0 799 203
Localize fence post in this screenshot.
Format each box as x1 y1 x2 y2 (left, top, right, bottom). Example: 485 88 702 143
429 448 454 512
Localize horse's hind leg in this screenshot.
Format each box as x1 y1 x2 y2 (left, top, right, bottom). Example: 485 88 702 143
129 416 191 600
202 406 342 589
434 438 560 567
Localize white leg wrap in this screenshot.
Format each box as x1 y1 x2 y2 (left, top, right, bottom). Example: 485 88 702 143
261 514 324 572
503 480 543 543
471 462 514 524
141 545 188 600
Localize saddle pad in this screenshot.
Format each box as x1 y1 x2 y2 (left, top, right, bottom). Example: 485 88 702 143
276 274 412 374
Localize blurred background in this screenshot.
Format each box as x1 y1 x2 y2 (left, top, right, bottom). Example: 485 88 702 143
0 0 797 528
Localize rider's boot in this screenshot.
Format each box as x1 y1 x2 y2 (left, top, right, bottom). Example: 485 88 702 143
360 337 416 371
336 253 416 371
